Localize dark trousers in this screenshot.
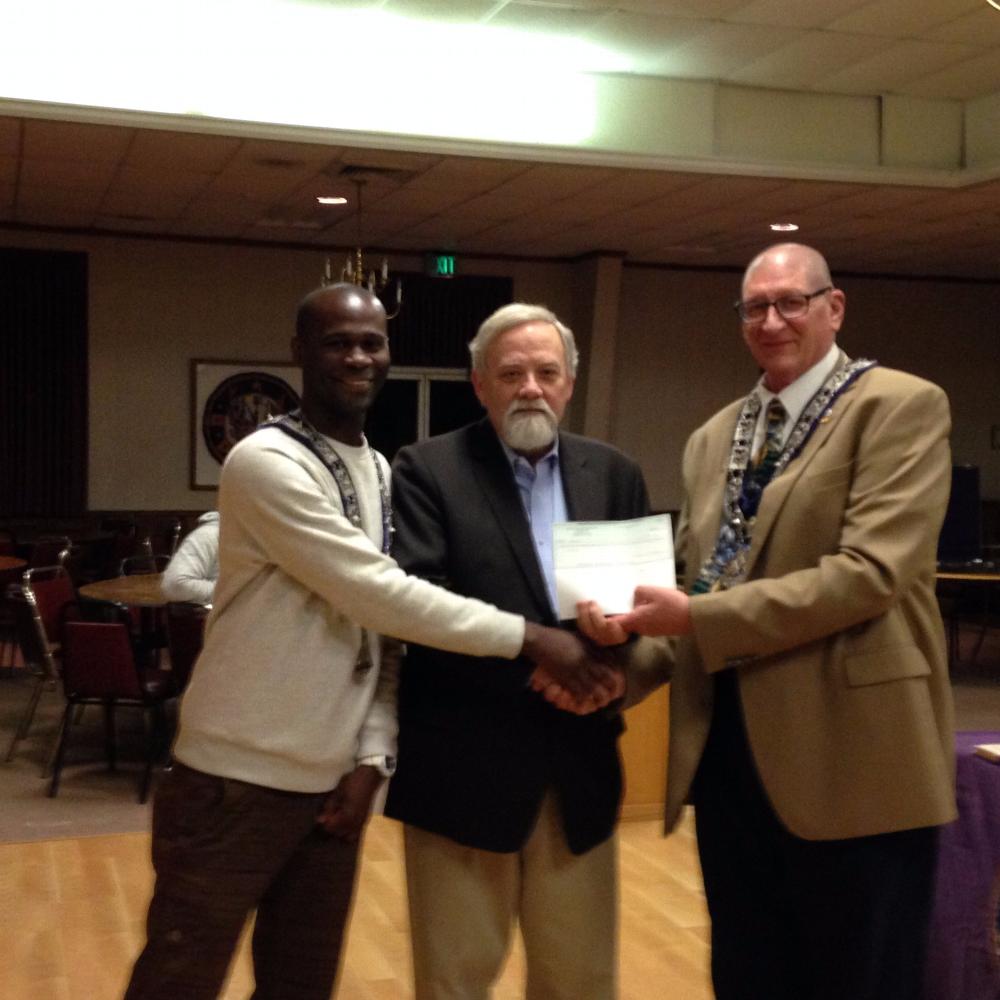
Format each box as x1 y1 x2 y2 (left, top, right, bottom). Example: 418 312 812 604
124 763 360 1000
693 671 939 1000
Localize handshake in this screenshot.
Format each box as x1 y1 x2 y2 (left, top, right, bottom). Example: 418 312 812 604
522 588 691 713
521 604 628 715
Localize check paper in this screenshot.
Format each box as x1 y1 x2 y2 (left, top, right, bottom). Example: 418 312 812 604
553 514 675 620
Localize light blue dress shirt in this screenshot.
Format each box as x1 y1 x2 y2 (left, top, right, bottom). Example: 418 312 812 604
502 439 568 617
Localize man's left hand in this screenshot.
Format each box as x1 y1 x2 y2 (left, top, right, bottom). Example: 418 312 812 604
530 665 626 714
316 765 383 841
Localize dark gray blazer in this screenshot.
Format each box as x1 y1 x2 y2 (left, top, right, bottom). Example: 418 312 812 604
384 418 650 854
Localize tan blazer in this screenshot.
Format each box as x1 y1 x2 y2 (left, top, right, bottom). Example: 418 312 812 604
645 360 957 841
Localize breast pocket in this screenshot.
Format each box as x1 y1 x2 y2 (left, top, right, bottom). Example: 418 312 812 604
800 461 852 495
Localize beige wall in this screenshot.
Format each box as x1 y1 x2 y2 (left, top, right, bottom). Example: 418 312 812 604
2 228 998 512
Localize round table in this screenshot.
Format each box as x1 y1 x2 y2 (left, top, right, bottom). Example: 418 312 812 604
79 573 166 608
0 555 27 573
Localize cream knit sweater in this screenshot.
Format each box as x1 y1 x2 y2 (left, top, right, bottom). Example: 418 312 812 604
174 426 524 793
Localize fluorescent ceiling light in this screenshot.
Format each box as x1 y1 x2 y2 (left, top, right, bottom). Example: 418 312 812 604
0 0 626 147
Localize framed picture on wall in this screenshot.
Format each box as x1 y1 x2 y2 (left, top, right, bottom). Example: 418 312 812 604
190 360 302 490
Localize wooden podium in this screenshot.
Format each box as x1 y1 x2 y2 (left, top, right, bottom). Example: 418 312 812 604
620 686 669 821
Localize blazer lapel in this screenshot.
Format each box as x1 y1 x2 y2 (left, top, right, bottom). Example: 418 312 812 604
559 434 604 521
744 359 862 577
468 420 553 617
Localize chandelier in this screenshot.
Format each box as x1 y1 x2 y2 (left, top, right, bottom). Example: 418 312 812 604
323 177 402 318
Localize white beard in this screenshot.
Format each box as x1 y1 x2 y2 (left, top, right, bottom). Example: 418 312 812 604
501 402 558 454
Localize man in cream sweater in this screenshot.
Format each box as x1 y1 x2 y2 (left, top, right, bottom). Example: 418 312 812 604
124 283 612 1000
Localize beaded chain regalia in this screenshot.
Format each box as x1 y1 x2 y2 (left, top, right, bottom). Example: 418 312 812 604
267 409 393 674
690 359 877 595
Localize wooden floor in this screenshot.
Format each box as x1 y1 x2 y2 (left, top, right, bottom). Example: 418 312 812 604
0 812 712 1000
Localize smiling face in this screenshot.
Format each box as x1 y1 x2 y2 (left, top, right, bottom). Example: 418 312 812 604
740 244 845 393
292 284 389 443
471 320 575 461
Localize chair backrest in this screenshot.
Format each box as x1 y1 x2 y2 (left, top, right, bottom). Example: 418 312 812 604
6 584 58 679
165 602 207 693
61 621 143 699
120 553 171 576
22 566 77 647
166 519 183 557
28 535 72 569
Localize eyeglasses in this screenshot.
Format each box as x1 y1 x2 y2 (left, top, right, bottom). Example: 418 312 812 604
734 286 832 325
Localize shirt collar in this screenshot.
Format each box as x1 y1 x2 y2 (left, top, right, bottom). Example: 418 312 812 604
755 342 840 423
499 434 561 473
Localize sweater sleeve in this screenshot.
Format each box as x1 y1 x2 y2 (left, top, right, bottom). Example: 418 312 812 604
221 437 525 660
161 522 219 605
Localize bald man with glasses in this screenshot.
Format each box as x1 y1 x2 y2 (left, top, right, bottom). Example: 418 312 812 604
575 243 956 1000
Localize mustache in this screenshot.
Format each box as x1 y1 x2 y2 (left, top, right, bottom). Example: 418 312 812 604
506 399 557 419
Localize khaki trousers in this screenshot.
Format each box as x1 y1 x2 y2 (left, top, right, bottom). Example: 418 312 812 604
403 792 617 1000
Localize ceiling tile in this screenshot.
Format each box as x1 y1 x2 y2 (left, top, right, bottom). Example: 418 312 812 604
335 147 441 173
400 213 500 244
487 162 615 200
14 203 95 228
579 12 710 75
16 183 102 214
168 218 248 240
730 32 893 90
125 130 242 172
659 20 807 77
112 167 216 200
178 193 273 223
22 119 131 164
596 1 753 16
725 0 872 30
0 154 16 186
826 0 984 38
18 157 115 192
406 157 529 192
818 40 975 95
383 0 497 18
486 3 611 34
898 49 1000 99
582 170 704 207
99 189 197 221
0 118 20 157
927 5 1000 44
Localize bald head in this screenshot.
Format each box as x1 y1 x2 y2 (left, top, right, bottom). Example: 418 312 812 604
291 281 391 442
738 242 845 393
296 283 387 343
742 243 832 298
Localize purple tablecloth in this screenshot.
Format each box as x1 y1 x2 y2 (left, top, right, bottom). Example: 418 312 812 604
926 731 1000 1000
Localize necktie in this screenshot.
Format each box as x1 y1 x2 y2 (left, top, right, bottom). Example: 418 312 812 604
737 398 787 522
752 398 787 483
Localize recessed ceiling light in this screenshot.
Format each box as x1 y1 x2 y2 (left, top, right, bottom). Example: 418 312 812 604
770 222 799 232
317 196 348 205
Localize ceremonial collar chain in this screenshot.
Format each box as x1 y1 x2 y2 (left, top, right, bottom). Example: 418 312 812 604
269 409 392 555
267 409 393 675
690 358 877 595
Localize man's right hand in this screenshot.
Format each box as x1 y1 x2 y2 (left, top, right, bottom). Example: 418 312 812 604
520 621 619 701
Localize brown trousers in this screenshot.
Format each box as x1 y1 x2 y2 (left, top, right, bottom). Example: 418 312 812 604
123 763 360 1000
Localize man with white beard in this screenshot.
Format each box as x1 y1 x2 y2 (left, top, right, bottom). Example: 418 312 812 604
385 303 652 1000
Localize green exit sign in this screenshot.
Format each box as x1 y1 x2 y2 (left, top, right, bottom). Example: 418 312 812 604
425 253 457 278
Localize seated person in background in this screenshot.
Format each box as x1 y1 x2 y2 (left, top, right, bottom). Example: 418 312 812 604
160 511 219 605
